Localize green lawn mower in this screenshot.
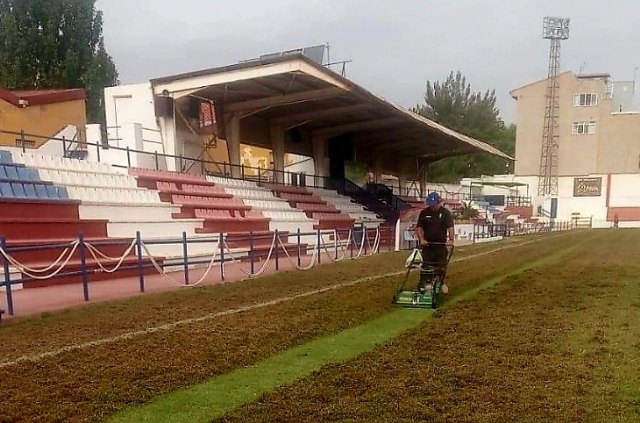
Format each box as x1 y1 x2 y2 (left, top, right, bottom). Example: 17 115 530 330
393 244 454 309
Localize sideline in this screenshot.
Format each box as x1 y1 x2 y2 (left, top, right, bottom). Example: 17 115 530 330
108 238 582 423
0 232 575 370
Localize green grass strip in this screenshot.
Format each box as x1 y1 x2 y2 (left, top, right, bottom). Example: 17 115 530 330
108 243 579 423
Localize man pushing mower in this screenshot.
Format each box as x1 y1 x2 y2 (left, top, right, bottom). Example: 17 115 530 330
393 192 455 309
416 192 455 294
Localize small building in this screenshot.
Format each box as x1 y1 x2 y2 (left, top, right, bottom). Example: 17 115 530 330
508 71 640 227
0 87 87 149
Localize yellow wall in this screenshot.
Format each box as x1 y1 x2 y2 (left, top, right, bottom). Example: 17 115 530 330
0 98 86 147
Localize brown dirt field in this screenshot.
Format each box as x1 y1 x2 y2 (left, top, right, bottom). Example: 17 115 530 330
218 230 640 423
0 232 584 422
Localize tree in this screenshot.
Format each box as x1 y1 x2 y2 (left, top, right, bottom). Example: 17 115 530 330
413 71 515 183
0 0 118 124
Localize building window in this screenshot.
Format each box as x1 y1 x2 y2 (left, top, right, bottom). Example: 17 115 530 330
14 139 36 149
604 84 614 100
198 101 216 129
573 93 598 106
572 121 597 135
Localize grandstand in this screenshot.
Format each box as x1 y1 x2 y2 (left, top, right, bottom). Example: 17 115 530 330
0 53 511 317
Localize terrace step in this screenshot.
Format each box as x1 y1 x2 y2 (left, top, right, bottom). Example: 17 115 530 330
0 219 108 240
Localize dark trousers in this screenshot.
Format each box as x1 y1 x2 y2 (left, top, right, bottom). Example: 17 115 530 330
421 244 448 269
417 244 447 291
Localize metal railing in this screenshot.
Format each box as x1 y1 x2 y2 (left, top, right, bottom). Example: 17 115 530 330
0 225 393 317
0 129 334 190
474 220 575 239
401 220 575 251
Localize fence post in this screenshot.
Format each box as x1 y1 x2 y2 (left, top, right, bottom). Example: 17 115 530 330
62 135 67 156
182 232 189 285
154 151 159 170
136 231 145 293
96 140 101 162
78 233 90 302
334 230 338 261
297 228 301 267
220 233 225 281
20 130 26 153
249 231 255 275
317 229 322 264
350 229 355 259
1 236 14 316
126 146 131 168
362 223 367 255
274 229 280 271
241 164 245 180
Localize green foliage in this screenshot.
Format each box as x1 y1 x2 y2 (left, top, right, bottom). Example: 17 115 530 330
460 202 480 219
0 0 118 124
413 71 515 183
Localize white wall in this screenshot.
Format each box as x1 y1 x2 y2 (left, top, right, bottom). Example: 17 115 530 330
609 174 640 207
104 83 159 138
555 176 608 221
103 83 170 169
86 123 166 170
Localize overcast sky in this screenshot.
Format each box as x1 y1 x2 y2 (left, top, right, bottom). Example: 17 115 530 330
96 0 640 123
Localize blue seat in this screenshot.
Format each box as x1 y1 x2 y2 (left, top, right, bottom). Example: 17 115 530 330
35 184 49 199
24 184 37 199
0 151 12 165
46 185 59 199
0 183 13 198
5 166 20 181
0 166 7 181
17 167 39 182
10 183 27 198
56 186 69 200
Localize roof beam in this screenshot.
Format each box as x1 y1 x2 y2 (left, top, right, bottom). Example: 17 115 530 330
225 87 346 113
245 79 286 95
313 117 404 137
358 129 425 145
270 104 372 125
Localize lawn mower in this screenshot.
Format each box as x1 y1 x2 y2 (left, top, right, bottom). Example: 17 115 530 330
392 244 454 309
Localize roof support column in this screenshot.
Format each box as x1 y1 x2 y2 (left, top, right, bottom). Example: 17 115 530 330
228 113 242 178
270 125 285 184
373 157 383 184
312 135 327 180
158 114 177 172
417 159 428 198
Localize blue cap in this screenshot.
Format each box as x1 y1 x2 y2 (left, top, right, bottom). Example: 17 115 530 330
425 192 441 206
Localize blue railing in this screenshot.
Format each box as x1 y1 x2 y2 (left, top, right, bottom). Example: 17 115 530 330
0 225 393 317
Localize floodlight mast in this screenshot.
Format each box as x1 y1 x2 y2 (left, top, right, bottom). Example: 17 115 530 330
538 17 570 198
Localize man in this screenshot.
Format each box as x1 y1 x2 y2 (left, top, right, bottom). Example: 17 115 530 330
416 192 455 292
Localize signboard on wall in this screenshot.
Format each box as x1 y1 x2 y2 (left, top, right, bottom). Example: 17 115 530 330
573 177 602 197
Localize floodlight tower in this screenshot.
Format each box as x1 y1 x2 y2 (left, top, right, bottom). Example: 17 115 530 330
538 17 570 197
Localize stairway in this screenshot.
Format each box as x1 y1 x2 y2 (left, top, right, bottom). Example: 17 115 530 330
326 178 409 224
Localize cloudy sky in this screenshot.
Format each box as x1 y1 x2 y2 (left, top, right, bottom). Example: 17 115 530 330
96 0 640 123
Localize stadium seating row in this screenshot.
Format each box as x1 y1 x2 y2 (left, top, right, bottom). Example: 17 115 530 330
39 169 138 189
0 165 40 183
0 182 69 200
66 186 160 205
12 152 116 175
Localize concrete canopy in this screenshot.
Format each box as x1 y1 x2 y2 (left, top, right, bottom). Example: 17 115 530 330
151 55 511 177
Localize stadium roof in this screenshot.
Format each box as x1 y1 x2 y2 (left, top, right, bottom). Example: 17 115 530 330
151 55 511 173
0 87 86 108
